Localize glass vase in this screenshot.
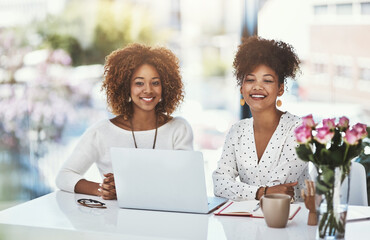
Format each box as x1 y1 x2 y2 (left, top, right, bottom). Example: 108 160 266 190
315 164 350 240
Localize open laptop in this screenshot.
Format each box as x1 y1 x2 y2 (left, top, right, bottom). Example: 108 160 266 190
110 147 227 214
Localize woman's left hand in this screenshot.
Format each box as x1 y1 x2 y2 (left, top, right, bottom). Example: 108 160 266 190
99 173 117 200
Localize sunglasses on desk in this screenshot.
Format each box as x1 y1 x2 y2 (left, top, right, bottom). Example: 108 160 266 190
77 198 107 209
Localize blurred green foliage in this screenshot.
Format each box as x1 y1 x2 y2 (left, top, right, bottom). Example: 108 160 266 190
44 34 83 65
35 0 155 65
202 47 228 77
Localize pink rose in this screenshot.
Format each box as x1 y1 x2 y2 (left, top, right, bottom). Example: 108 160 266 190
352 123 368 139
314 126 334 144
294 125 312 144
344 129 359 145
337 116 349 129
322 118 336 130
302 114 317 128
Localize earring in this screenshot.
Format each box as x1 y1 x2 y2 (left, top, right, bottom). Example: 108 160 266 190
276 99 282 107
240 98 245 106
159 98 162 102
128 96 132 102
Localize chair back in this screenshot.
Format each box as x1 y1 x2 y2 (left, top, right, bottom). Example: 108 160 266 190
309 161 368 206
347 161 368 206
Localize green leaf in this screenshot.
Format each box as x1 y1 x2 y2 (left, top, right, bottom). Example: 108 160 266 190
316 180 329 194
326 148 344 166
295 145 314 162
317 165 335 188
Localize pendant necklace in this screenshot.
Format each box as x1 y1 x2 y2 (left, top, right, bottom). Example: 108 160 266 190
130 115 158 149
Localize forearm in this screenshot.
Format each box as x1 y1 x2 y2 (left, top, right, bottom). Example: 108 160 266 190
74 179 101 196
213 171 259 200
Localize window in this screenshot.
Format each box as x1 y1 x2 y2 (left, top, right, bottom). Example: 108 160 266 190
361 2 370 15
336 3 353 15
314 63 327 74
360 67 370 81
314 5 328 15
335 65 352 78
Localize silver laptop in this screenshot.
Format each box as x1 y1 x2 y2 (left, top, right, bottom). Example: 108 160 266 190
110 147 227 214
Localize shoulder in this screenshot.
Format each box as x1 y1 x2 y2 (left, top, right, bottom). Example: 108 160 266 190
166 116 192 129
231 118 252 132
86 119 112 131
162 116 193 138
225 118 252 139
281 112 302 130
80 119 113 137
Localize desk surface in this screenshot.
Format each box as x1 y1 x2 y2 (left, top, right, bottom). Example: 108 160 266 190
0 191 369 240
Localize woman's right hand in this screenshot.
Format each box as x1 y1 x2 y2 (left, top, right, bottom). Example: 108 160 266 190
99 173 117 200
266 181 298 198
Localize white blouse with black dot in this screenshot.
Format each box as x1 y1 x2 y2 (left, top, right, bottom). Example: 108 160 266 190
212 111 309 202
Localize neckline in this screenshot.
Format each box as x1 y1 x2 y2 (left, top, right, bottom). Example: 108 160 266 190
251 112 287 164
108 117 173 133
130 116 158 149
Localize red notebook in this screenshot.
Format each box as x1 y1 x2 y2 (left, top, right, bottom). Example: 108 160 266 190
214 200 301 220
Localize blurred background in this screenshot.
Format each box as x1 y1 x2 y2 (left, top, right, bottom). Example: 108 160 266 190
0 0 370 209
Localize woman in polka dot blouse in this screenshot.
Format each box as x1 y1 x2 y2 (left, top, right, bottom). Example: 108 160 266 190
212 36 309 202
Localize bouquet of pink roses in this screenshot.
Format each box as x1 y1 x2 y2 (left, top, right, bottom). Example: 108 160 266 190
294 114 367 239
294 115 367 171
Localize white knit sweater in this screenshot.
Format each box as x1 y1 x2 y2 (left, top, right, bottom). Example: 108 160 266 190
56 116 194 192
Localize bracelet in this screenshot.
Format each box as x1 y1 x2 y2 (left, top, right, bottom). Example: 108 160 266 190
263 186 268 196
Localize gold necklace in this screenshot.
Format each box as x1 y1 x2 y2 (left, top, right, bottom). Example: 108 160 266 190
130 116 158 149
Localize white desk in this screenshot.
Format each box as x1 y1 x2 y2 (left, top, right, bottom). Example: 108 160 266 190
0 191 369 240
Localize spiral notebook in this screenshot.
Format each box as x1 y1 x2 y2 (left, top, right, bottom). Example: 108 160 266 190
214 200 301 219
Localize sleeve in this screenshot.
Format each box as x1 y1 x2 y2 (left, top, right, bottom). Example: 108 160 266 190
172 117 194 150
212 124 260 201
55 128 100 193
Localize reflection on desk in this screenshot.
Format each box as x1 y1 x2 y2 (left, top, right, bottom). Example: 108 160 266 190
0 191 370 240
215 209 316 240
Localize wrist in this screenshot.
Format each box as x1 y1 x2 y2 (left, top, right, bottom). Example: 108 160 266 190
255 187 262 200
96 183 102 196
255 186 267 200
308 211 318 226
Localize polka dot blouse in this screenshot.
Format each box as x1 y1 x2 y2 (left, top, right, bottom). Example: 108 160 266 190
212 111 309 202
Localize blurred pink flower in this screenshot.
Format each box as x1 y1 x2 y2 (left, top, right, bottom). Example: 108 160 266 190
323 118 336 130
49 49 72 66
337 116 349 129
352 123 368 139
302 114 317 128
294 125 312 144
344 129 359 145
315 126 334 144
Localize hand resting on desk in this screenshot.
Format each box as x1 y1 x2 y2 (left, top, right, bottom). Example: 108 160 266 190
99 173 117 200
74 173 117 200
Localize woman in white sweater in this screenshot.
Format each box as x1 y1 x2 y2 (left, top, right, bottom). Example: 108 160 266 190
213 37 309 202
56 44 193 199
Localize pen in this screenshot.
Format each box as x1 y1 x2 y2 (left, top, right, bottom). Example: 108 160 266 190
253 202 260 212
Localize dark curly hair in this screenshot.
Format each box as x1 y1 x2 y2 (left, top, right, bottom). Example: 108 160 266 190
233 36 301 87
102 43 184 119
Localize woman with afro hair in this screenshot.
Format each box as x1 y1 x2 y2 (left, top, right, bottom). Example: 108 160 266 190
213 36 309 202
56 43 193 200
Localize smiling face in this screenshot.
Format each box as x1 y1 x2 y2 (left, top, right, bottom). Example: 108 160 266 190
130 64 162 115
241 64 284 113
